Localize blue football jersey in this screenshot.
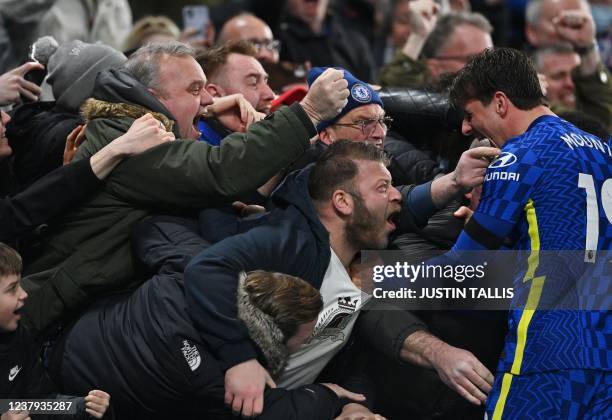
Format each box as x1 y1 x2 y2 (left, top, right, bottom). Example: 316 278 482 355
453 115 612 374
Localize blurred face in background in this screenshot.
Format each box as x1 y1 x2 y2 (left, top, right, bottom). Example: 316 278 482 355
287 0 330 25
539 51 580 108
428 24 493 79
526 0 589 46
390 0 412 48
219 15 280 64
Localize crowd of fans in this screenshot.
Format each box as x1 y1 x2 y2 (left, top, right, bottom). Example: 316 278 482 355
0 0 610 419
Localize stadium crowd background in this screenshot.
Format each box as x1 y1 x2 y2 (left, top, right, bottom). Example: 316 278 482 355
0 0 610 419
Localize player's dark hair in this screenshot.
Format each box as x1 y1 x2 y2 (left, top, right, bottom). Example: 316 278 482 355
450 47 545 110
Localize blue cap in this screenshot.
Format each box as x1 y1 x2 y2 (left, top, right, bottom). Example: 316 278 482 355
307 67 384 132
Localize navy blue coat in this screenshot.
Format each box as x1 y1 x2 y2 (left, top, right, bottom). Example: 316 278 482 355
185 166 435 371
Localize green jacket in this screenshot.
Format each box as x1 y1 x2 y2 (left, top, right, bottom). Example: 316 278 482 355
379 51 432 89
571 62 612 131
22 95 313 337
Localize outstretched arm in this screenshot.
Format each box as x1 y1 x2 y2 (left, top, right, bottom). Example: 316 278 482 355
0 114 173 245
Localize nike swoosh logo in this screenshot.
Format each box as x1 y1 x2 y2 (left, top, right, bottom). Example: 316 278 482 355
8 367 21 382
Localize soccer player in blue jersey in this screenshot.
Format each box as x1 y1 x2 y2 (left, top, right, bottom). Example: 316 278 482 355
449 48 611 419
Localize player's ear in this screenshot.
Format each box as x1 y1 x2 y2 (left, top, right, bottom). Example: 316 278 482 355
493 91 509 117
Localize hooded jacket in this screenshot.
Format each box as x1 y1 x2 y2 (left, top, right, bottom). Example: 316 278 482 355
185 166 431 376
52 220 344 420
21 68 313 337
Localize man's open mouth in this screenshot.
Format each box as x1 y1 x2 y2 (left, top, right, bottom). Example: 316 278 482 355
386 209 400 231
192 115 203 137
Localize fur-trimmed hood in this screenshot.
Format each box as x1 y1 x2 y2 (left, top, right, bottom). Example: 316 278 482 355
81 98 175 132
236 272 290 379
82 67 178 135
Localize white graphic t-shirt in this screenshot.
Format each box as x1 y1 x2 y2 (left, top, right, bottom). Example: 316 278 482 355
277 249 369 388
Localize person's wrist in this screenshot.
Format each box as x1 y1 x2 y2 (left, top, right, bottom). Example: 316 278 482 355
299 99 321 128
450 170 469 196
422 335 446 367
108 135 131 158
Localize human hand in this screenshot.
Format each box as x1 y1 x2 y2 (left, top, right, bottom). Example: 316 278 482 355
452 146 500 193
85 390 110 418
409 0 440 38
454 205 474 225
321 383 366 402
232 201 266 216
553 10 596 48
0 62 44 105
300 68 349 126
208 94 265 133
335 403 387 420
111 113 175 157
429 343 494 405
63 124 87 165
1 410 30 420
224 359 276 417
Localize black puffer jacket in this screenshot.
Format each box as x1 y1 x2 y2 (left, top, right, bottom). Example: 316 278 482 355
51 216 345 420
384 130 442 186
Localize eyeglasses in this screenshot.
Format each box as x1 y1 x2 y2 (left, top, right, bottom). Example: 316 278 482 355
333 116 393 137
248 38 281 53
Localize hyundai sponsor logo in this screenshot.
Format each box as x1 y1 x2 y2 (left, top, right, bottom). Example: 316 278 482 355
489 152 517 169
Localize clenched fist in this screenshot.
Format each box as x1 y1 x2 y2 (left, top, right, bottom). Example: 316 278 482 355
300 68 350 127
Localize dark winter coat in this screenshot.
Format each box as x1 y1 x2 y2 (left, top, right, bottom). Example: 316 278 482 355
185 166 433 373
51 218 345 420
0 326 89 419
278 13 377 82
6 102 80 190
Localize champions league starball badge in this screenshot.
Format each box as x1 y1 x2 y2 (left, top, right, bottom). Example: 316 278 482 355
351 83 371 103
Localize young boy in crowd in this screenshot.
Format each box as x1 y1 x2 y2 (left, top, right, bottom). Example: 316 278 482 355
0 242 110 419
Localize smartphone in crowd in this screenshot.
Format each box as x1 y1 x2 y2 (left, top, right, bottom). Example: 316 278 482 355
182 5 209 41
24 50 46 86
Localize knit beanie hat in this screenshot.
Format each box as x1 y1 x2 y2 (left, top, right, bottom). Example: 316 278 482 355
307 66 383 132
46 40 127 112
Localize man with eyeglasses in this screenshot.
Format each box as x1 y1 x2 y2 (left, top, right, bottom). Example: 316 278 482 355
317 93 390 150
217 13 280 65
380 2 493 90
290 67 442 189
288 66 390 174
291 66 497 204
